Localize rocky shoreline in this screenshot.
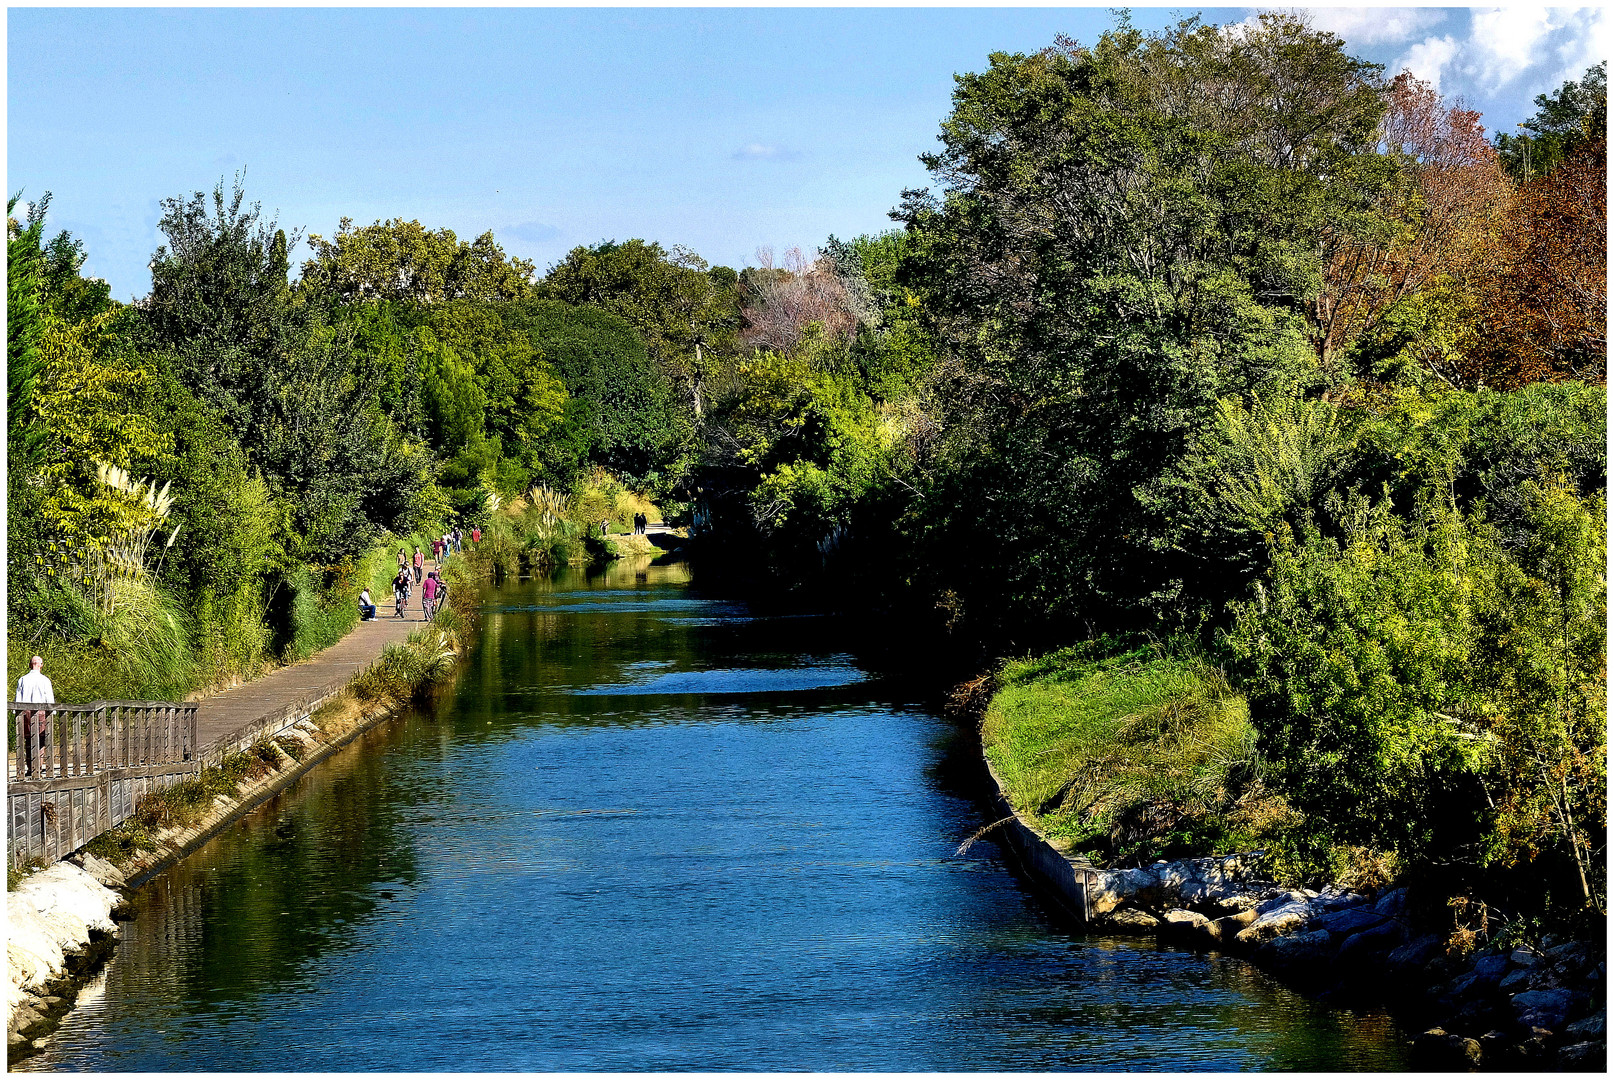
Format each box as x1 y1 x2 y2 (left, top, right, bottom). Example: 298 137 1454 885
983 757 1606 1071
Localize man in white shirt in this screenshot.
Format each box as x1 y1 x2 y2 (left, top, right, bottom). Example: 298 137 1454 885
15 655 54 775
15 655 53 704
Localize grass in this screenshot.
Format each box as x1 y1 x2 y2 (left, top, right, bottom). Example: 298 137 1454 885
983 637 1294 867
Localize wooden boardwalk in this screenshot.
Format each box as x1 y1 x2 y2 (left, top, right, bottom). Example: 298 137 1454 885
193 565 442 756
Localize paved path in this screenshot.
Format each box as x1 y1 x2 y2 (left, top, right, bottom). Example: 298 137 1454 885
192 562 443 754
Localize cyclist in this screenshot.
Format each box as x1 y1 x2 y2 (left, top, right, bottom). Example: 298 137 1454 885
392 567 411 618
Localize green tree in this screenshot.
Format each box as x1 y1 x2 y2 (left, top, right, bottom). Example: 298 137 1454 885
896 13 1389 640
540 239 739 416
300 217 537 304
1496 62 1607 181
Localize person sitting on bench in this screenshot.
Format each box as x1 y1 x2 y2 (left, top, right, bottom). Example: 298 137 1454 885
359 588 377 621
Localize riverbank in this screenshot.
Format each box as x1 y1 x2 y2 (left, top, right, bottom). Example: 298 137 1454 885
969 661 1608 1072
6 557 479 1066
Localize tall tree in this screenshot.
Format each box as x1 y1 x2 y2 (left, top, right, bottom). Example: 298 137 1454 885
1496 62 1607 182
300 217 537 304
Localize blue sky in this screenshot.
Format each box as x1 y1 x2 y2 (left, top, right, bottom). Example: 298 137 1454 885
8 6 1608 301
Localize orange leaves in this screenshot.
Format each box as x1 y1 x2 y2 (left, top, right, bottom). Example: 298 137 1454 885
1468 139 1607 389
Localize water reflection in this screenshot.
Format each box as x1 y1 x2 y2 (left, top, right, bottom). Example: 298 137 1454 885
30 555 1406 1071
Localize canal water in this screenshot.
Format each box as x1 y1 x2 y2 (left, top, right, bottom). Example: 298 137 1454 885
30 557 1407 1071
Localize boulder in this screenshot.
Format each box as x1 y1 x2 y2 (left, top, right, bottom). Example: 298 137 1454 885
1566 1014 1606 1042
1312 883 1369 913
1312 906 1388 938
1255 890 1310 916
1557 1041 1607 1072
1216 910 1257 943
1387 934 1444 973
1473 953 1510 985
1106 906 1160 932
1510 948 1542 969
1513 989 1573 1030
1160 909 1219 949
1499 968 1533 993
1087 867 1161 916
1335 919 1405 969
1373 887 1409 917
1259 928 1334 970
1235 903 1311 947
1410 1027 1482 1070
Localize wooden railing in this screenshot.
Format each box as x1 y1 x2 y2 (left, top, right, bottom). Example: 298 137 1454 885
8 700 200 866
10 700 198 781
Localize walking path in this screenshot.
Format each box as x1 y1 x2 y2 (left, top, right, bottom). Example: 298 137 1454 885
192 561 443 756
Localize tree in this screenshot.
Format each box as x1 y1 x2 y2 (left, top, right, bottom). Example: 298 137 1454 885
739 246 873 356
300 217 537 304
540 239 740 416
1317 73 1510 374
1496 62 1607 182
895 13 1390 639
1472 136 1607 387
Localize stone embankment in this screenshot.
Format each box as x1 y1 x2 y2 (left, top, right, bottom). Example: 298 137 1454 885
1079 853 1604 1069
7 854 128 1059
986 758 1606 1072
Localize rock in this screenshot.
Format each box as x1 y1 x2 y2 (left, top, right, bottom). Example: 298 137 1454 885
1410 1027 1482 1070
1259 928 1334 969
8 1030 25 1049
1312 906 1388 938
1087 867 1161 916
1335 919 1405 969
1557 1041 1607 1071
1388 933 1444 972
1513 988 1573 1019
1449 972 1481 1000
1235 902 1312 947
1106 906 1160 932
1216 909 1257 943
1312 884 1368 913
1510 948 1542 968
1566 1014 1605 1041
1545 941 1591 974
1374 887 1408 917
1473 953 1511 985
1255 890 1309 916
69 852 126 890
1160 909 1218 949
1500 968 1534 993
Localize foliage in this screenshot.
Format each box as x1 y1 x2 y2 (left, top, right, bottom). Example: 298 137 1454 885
1495 62 1607 182
540 239 740 415
1225 485 1605 913
300 216 536 304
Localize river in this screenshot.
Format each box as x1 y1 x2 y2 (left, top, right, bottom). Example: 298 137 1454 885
28 556 1407 1071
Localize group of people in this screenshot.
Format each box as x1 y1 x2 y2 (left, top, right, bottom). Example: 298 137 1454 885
357 525 482 622
631 513 651 535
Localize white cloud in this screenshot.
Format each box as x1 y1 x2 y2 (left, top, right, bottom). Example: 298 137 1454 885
501 221 561 244
1392 7 1609 99
733 142 802 162
1398 34 1462 91
1307 7 1448 47
1467 7 1557 90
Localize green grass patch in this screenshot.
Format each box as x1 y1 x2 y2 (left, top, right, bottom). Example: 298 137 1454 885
983 637 1293 866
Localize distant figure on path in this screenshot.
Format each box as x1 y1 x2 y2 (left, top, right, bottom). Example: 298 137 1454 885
359 588 377 621
413 546 424 584
453 527 463 553
15 655 55 773
601 518 610 537
422 571 439 619
393 568 411 618
432 536 442 562
472 526 481 545
397 547 408 574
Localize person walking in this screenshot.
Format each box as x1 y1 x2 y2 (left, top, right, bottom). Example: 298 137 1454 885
422 570 439 620
15 655 55 776
397 547 408 574
453 527 463 553
393 567 411 618
413 545 425 585
472 525 481 545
